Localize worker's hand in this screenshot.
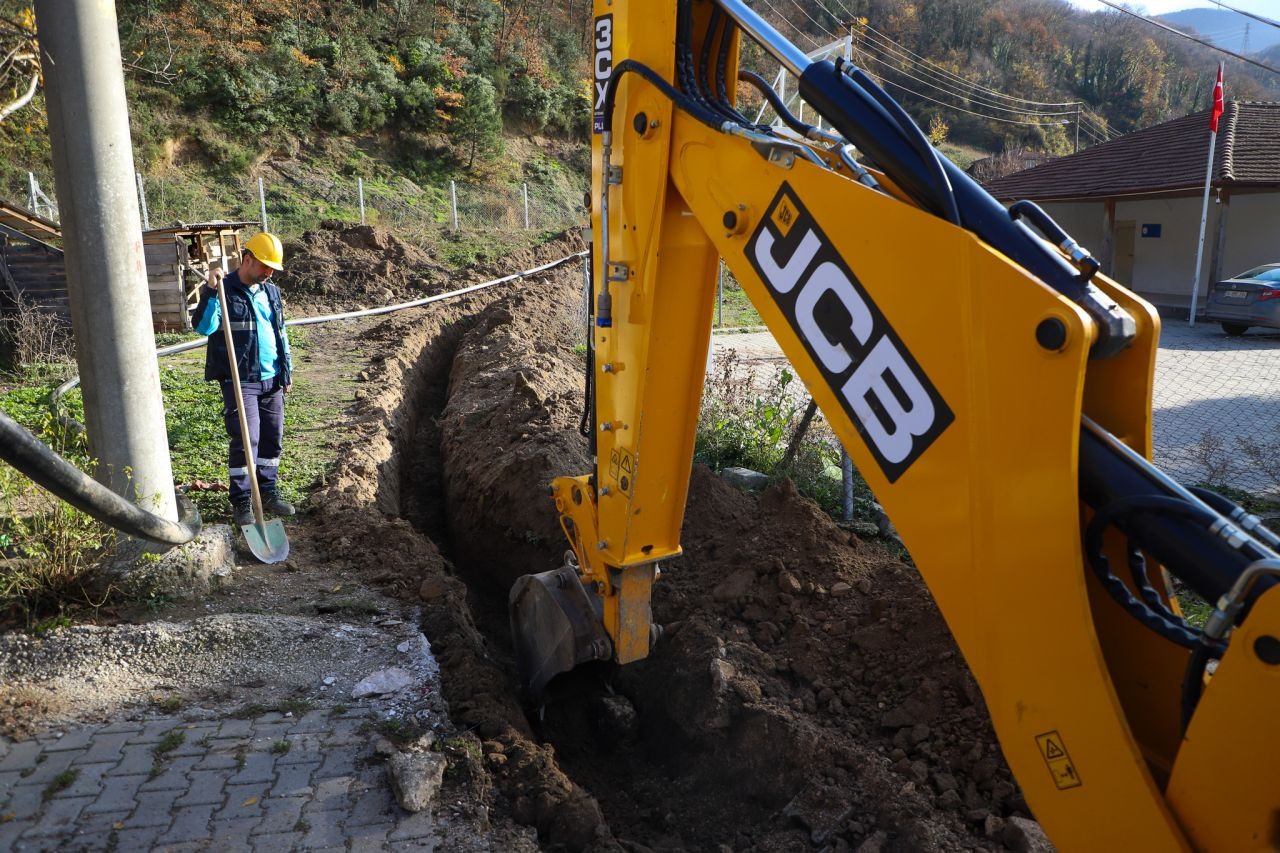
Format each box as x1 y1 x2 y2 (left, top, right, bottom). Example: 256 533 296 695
284 384 292 395
207 267 224 291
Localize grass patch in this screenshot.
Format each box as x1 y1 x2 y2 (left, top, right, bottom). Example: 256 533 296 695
712 268 762 329
270 740 292 755
152 695 183 713
154 730 186 755
375 718 428 745
159 326 338 525
42 768 78 801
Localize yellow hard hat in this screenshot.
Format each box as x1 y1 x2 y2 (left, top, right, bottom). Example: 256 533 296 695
243 232 284 270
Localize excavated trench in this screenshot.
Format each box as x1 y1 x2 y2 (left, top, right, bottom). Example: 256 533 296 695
302 233 1036 852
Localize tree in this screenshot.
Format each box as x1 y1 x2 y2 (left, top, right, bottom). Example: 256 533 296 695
450 73 503 167
0 7 39 124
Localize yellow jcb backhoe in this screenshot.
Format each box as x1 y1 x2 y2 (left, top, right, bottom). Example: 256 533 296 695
508 2 1280 849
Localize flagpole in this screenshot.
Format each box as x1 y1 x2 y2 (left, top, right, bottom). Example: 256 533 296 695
1189 62 1223 327
1189 132 1217 327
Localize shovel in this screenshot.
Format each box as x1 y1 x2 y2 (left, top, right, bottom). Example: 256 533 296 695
216 267 290 564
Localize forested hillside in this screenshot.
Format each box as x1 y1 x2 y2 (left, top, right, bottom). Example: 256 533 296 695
0 0 1277 233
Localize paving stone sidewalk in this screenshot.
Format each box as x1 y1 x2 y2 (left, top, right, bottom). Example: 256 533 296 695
0 706 439 852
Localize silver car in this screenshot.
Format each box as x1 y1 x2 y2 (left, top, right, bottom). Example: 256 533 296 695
1204 263 1280 336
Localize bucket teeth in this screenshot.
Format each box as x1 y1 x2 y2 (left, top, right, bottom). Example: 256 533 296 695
509 566 612 701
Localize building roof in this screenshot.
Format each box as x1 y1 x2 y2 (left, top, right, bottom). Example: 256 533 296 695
983 101 1280 201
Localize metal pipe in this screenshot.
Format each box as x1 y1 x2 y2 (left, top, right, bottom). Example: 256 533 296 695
258 176 268 231
358 177 365 225
34 0 178 523
136 171 149 230
716 0 812 78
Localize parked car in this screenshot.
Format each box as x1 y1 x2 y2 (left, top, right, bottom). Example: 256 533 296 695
1204 263 1280 335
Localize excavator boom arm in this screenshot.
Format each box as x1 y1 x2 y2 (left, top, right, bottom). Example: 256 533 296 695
509 2 1280 849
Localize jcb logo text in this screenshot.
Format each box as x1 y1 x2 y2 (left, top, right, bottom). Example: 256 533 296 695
746 185 953 482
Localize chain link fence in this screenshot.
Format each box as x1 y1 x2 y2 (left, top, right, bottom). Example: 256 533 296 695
1151 322 1280 497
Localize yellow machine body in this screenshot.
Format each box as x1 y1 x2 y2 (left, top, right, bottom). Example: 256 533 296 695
512 2 1280 849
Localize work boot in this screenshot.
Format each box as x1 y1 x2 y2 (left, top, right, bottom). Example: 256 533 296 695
232 500 254 527
262 493 296 517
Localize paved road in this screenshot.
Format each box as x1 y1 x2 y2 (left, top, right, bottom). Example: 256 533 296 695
714 321 1280 495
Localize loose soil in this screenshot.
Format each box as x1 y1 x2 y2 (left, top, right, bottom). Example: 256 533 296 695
2 221 1039 851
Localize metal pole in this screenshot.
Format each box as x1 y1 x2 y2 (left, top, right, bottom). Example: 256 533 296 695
450 180 459 231
258 177 268 232
841 452 854 522
1190 129 1218 327
27 171 37 212
1074 105 1081 154
135 171 149 230
523 183 530 230
358 177 365 225
34 0 178 522
717 261 724 327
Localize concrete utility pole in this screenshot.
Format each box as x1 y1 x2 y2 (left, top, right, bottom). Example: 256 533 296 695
34 0 178 522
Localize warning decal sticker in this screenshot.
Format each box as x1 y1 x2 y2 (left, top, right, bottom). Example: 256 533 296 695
1035 731 1082 790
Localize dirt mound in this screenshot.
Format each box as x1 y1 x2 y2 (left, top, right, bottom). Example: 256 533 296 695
278 221 586 316
277 221 445 311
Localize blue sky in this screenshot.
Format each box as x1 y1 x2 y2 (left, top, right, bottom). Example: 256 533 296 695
1067 1 1278 14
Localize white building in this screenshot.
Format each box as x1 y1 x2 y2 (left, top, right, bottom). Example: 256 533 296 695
983 101 1280 317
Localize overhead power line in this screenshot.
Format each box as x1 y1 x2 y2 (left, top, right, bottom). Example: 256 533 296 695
1090 0 1280 76
859 23 1081 109
854 42 1080 117
1190 0 1280 33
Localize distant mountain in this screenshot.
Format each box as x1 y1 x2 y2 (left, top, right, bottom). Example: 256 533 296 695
1161 8 1280 55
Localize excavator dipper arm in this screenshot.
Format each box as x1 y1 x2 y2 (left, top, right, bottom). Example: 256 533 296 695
510 2 1280 849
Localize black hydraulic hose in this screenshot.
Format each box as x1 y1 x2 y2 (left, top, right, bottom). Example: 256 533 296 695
1084 495 1223 652
0 409 200 546
1181 640 1214 731
716 15 757 128
676 0 731 126
739 69 818 139
702 9 760 130
1079 427 1272 609
1009 200 1101 282
603 60 724 134
1126 544 1178 618
838 61 961 227
797 59 1096 308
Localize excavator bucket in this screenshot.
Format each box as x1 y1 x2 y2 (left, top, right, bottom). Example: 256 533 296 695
509 558 612 700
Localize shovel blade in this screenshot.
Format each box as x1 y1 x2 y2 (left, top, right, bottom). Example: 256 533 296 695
240 518 290 564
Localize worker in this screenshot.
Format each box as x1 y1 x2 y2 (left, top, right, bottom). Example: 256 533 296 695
190 232 296 526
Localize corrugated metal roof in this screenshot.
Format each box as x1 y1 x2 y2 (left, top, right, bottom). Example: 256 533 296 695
982 101 1280 201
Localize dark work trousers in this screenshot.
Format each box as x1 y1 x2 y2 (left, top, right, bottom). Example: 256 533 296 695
220 378 285 505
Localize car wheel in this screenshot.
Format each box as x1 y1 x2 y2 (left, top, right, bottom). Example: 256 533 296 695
1221 322 1249 336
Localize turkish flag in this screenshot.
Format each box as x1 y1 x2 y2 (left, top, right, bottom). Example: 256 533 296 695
1210 64 1224 133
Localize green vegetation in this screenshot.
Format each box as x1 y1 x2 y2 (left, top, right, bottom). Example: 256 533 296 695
152 695 183 713
713 270 763 330
695 353 876 522
270 739 292 755
42 768 78 801
161 325 335 524
153 730 186 755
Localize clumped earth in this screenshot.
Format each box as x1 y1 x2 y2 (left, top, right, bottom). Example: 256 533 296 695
3 229 1046 851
